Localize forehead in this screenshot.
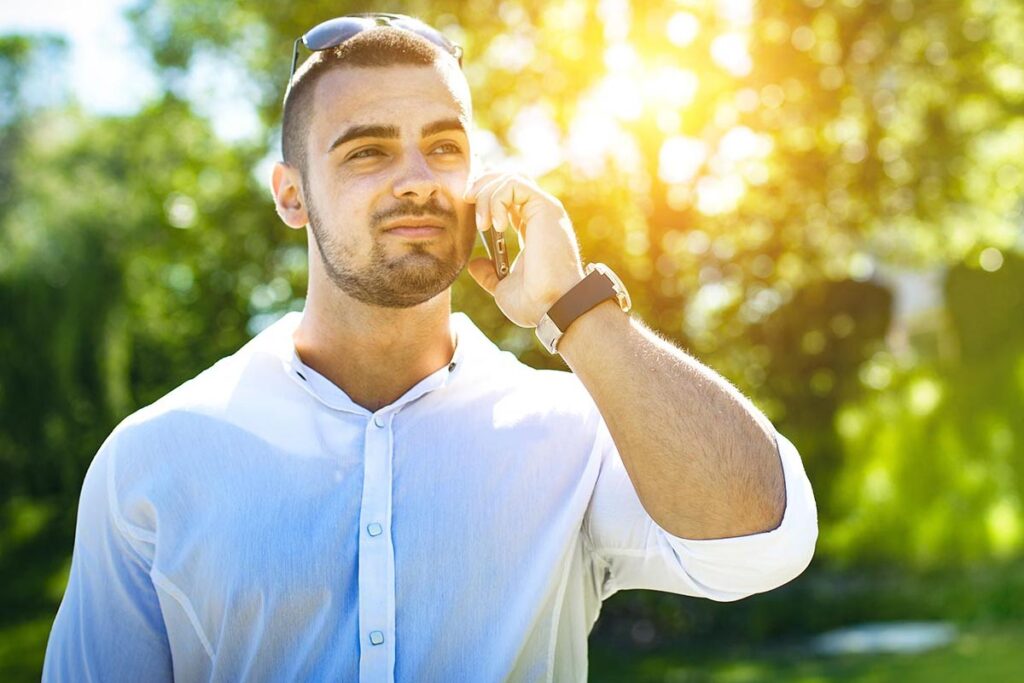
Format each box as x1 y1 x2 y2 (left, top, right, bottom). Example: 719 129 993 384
310 64 471 144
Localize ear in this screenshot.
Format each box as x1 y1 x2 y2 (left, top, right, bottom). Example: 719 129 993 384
271 162 309 229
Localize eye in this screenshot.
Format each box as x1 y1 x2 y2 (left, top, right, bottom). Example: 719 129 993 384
432 142 462 155
349 147 383 160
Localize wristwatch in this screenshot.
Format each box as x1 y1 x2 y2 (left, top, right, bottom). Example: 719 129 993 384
535 262 631 354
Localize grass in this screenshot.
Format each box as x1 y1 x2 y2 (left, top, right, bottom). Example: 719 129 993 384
8 614 1024 681
589 622 1024 682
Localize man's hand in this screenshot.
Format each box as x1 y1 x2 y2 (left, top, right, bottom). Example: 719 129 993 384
464 171 586 328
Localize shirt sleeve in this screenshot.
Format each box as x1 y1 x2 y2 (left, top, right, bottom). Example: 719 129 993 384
42 433 174 682
583 418 818 602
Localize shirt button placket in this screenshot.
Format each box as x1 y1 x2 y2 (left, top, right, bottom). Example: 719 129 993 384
358 411 396 682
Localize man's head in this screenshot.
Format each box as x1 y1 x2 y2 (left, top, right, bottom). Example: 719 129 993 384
272 25 478 309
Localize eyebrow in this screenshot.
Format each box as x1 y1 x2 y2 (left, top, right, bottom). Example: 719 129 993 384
327 118 467 154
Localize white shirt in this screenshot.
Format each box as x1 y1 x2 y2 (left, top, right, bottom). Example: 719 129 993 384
43 310 817 682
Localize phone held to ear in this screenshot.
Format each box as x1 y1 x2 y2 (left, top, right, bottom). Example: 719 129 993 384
480 227 510 279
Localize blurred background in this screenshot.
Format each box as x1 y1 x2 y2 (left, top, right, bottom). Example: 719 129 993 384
1 0 1023 680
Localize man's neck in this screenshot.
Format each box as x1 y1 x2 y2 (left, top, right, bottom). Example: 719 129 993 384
291 287 457 412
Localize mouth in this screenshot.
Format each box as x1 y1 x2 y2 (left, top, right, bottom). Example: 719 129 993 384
384 226 445 239
382 217 447 239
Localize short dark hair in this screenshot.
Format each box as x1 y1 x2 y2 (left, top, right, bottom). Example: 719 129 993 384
281 27 450 176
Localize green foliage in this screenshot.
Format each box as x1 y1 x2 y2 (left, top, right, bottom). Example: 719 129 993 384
0 41 295 500
826 253 1024 568
1 5 1023 671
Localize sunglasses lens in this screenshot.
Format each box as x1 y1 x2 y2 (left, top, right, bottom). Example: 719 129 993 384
292 14 462 84
390 18 457 52
303 17 371 51
305 15 458 58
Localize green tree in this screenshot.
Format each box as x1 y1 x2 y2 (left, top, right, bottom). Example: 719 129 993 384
2 5 1024 675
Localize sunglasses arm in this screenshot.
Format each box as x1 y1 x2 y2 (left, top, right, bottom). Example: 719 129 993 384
290 37 304 81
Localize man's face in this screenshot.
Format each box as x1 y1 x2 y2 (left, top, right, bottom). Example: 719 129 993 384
301 63 477 309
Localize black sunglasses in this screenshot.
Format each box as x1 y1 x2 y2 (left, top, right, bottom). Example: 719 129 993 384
289 13 464 83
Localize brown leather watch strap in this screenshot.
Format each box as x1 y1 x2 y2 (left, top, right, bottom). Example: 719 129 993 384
547 270 616 332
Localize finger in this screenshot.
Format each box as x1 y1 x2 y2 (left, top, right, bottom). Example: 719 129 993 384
507 202 526 242
488 178 515 233
464 170 507 203
474 175 508 233
489 178 532 235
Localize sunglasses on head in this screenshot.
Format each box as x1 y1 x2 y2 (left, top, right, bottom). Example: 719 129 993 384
289 13 464 83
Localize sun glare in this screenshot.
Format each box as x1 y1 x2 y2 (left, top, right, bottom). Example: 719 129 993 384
496 1 768 209
666 12 700 47
710 33 752 77
658 136 707 184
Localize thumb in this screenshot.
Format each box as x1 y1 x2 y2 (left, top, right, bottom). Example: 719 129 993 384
467 257 499 295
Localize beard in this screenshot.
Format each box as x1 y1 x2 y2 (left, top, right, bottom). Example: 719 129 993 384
306 193 477 309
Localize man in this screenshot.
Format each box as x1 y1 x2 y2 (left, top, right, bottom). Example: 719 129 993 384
43 14 817 683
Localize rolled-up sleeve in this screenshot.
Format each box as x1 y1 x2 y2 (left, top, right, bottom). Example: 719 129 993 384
583 419 818 602
42 434 173 682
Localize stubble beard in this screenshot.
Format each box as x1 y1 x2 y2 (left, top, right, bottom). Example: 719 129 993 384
306 194 477 309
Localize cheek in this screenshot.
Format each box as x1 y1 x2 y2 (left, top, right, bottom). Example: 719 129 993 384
329 160 388 190
321 176 379 217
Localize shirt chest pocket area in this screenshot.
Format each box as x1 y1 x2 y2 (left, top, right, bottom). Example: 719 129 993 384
161 479 363 635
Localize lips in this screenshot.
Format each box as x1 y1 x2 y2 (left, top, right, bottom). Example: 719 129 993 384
385 226 444 238
382 217 447 231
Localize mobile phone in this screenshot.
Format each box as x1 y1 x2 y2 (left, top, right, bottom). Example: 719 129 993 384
480 227 510 279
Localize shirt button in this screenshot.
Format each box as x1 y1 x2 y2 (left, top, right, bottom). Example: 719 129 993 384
448 362 456 371
367 522 383 537
373 415 385 428
369 630 384 646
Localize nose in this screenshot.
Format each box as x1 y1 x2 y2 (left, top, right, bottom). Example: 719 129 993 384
392 150 441 202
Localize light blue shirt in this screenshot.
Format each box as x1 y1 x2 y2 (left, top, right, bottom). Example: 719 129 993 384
43 310 817 682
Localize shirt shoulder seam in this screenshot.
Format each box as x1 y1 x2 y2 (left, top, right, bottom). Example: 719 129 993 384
105 435 215 662
150 567 216 660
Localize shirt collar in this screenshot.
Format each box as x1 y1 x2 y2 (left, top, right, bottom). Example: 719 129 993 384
245 309 503 416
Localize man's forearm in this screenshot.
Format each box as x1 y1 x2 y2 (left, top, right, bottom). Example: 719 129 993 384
556 299 786 540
